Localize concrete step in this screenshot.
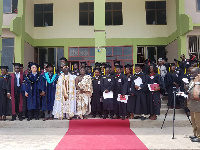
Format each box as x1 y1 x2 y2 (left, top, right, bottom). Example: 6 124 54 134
162 99 168 104
161 104 168 109
130 114 192 128
160 108 185 115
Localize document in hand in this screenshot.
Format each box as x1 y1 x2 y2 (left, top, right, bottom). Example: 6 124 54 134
148 84 159 91
103 91 113 99
117 94 129 103
134 77 143 86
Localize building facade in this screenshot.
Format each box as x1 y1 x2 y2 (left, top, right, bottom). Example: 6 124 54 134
0 0 198 72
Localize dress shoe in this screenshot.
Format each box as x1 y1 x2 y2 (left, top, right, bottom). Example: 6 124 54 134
141 116 146 120
103 116 107 119
115 115 120 119
122 116 125 120
191 138 200 142
134 116 141 119
189 136 197 139
35 118 39 120
19 118 23 121
110 116 113 119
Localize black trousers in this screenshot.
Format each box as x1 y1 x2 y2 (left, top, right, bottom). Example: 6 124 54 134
28 109 39 119
104 110 114 117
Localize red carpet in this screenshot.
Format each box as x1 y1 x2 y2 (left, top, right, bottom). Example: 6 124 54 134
55 119 148 150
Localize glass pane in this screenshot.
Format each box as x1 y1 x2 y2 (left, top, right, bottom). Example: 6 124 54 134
1 57 13 72
34 4 43 13
44 4 53 11
3 0 12 13
79 12 88 25
123 47 132 55
89 12 94 25
146 10 156 25
57 48 64 67
84 57 95 60
105 3 111 10
2 47 14 57
147 47 156 63
79 48 89 56
48 48 55 65
1 44 14 72
198 0 200 10
106 47 112 56
2 38 14 47
113 47 122 56
106 57 116 60
89 3 94 10
105 12 112 25
124 61 132 65
145 2 155 9
157 46 166 60
34 13 43 27
69 48 78 56
113 2 122 10
80 3 88 11
39 49 48 67
44 13 53 26
156 1 166 9
89 48 95 56
12 0 18 13
157 10 166 25
113 11 122 25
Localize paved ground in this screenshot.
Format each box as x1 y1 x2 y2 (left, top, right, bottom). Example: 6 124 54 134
0 119 200 150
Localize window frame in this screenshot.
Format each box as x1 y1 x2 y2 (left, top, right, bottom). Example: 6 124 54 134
34 3 53 27
79 2 94 26
105 2 123 26
3 0 18 14
197 0 200 11
145 1 167 25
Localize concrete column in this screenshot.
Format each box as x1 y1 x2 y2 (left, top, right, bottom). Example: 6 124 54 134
94 0 106 63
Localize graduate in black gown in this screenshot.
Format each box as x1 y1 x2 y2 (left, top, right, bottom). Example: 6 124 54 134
91 68 102 118
123 64 134 119
7 63 24 121
70 63 80 76
113 65 126 120
0 66 10 121
87 66 93 77
147 64 165 120
23 63 43 121
39 63 59 121
165 63 180 108
131 64 148 120
101 65 115 119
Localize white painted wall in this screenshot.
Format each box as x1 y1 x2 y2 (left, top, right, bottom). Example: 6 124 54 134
166 39 178 63
24 0 176 39
24 42 34 69
185 0 200 24
3 14 17 26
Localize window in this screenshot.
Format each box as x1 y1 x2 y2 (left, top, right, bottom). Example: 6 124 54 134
145 1 167 25
37 47 64 69
3 0 18 13
2 38 14 72
197 0 200 11
106 2 123 25
69 47 95 61
34 4 53 27
79 3 94 25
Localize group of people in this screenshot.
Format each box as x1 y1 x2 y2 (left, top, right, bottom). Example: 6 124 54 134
0 54 197 122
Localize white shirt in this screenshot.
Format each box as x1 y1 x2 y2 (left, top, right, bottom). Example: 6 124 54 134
15 72 20 87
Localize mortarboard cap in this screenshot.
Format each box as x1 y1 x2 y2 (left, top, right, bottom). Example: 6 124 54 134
28 62 33 68
114 61 120 65
59 57 67 61
12 63 21 67
20 64 24 68
125 64 133 69
101 63 107 67
134 64 141 68
30 63 38 68
174 59 179 63
115 65 123 69
180 54 185 58
95 62 101 67
46 63 54 68
0 66 9 70
105 64 111 69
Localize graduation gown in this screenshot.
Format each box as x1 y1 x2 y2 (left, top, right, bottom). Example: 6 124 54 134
7 73 24 115
131 73 148 115
101 74 115 110
39 73 59 111
147 73 165 115
165 71 179 106
142 65 150 75
0 75 9 116
91 76 102 112
23 73 42 110
113 73 126 116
